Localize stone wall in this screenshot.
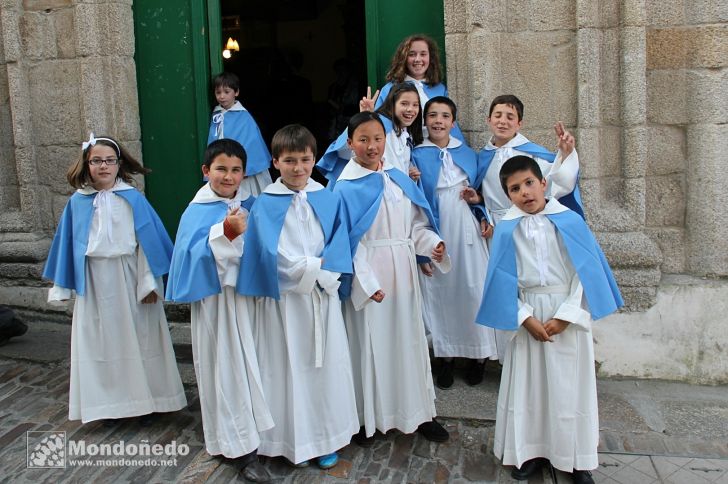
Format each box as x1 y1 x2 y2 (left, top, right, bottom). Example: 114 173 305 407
444 0 728 382
0 0 141 314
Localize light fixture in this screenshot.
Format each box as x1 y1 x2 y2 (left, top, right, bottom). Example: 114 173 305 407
225 37 240 52
222 49 231 59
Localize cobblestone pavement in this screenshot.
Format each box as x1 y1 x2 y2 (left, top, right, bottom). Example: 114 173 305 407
1 357 727 483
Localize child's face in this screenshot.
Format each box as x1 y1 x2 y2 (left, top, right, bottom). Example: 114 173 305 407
202 154 244 199
272 148 315 191
505 169 547 214
394 92 420 128
487 103 523 147
348 120 386 171
406 40 430 80
215 85 239 110
87 144 120 191
425 102 454 146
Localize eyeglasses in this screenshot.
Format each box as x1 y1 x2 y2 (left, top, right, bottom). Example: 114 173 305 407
89 158 119 166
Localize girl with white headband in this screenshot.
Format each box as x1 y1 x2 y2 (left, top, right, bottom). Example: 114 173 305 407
43 133 187 426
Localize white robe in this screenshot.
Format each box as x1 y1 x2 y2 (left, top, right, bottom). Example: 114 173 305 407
188 184 274 458
494 199 598 473
49 182 186 423
418 139 498 359
383 128 412 174
480 133 580 360
340 161 451 437
253 179 359 464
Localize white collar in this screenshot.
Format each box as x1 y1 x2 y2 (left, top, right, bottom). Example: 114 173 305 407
191 182 251 204
404 74 426 85
485 132 529 151
502 197 568 220
263 177 324 194
212 100 246 113
77 179 134 195
338 158 394 181
420 136 462 150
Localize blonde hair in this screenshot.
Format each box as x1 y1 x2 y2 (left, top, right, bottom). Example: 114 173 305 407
384 34 442 86
66 136 150 189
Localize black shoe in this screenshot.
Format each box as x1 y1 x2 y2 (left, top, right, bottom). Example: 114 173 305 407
511 458 546 480
102 419 117 428
572 469 595 484
436 359 454 389
465 359 486 386
416 419 449 442
139 413 157 427
241 459 271 482
0 306 27 346
351 426 376 447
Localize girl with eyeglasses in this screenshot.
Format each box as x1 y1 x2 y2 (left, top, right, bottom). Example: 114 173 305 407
43 133 186 426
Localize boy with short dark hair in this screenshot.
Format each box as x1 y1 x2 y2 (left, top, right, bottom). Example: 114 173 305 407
166 138 272 482
476 155 623 484
237 124 359 468
208 72 272 194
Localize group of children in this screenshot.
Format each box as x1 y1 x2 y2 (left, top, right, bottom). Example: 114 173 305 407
43 33 623 484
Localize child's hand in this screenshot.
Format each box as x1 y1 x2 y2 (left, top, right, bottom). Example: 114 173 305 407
224 207 247 240
431 242 445 263
359 86 380 112
544 318 569 336
419 262 434 277
408 166 421 182
480 220 493 239
460 187 481 204
141 292 158 304
523 316 553 342
370 289 385 303
554 121 575 157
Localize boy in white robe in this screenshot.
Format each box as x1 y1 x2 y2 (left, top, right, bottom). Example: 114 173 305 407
476 156 623 484
166 139 273 482
237 124 359 469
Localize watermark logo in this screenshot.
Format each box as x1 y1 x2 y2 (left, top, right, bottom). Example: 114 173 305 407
26 431 187 469
27 431 66 469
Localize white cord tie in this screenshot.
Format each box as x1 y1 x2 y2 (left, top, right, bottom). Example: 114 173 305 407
93 189 114 242
524 215 550 287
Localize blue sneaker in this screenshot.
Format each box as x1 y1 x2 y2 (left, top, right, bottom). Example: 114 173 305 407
317 452 339 469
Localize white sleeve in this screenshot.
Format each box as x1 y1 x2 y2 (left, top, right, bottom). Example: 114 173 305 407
136 244 164 302
209 221 244 288
544 148 579 200
553 272 592 331
517 298 535 326
48 285 73 305
411 204 451 274
316 270 341 296
351 242 381 310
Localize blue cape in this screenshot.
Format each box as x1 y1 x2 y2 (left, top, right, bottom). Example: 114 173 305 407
316 115 395 188
208 109 271 176
374 81 464 140
478 141 585 218
411 141 487 227
475 208 623 330
42 189 173 296
236 189 352 300
333 166 439 298
166 196 255 303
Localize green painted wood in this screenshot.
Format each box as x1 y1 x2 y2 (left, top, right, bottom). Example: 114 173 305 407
133 1 213 236
207 0 223 77
364 0 446 89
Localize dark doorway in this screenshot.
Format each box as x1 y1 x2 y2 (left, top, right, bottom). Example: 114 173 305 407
218 0 366 182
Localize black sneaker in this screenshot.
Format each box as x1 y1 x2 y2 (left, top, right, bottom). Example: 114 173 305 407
511 458 547 480
139 413 157 427
416 419 449 442
572 469 595 484
436 359 454 389
0 306 27 346
351 426 376 447
465 360 486 386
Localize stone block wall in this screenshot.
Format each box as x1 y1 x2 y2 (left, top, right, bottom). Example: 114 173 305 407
0 0 140 313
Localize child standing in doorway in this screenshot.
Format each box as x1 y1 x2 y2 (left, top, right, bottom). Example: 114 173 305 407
43 133 186 425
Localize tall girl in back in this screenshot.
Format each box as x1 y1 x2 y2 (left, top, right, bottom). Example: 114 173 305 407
43 134 186 424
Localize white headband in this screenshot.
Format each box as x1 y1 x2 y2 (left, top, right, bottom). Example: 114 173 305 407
82 132 121 158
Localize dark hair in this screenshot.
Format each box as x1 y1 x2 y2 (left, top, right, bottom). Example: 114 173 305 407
499 155 543 195
385 34 442 86
424 96 457 121
347 111 386 139
376 83 423 145
212 71 240 92
204 138 247 170
271 124 317 159
67 136 150 189
488 94 524 121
